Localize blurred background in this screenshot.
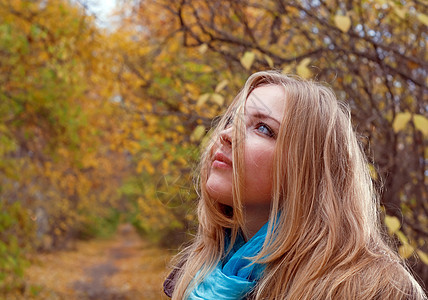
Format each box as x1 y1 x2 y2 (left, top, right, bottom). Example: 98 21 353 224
0 0 427 298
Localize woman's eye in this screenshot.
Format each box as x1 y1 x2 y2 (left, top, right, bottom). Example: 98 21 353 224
256 123 275 137
224 116 233 129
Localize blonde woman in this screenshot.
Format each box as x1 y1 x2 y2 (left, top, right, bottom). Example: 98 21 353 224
163 71 426 299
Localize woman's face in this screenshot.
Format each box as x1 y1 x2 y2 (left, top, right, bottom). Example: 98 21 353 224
206 84 286 208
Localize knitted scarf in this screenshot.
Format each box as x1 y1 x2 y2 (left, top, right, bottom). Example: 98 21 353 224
188 222 269 299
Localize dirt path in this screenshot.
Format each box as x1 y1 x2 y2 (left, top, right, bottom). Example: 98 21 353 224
24 224 172 300
72 224 135 299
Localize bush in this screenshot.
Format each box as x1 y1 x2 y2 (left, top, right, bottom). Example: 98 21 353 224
0 201 33 292
75 208 121 240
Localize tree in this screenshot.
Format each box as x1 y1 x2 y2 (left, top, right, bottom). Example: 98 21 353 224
0 0 129 290
117 0 428 286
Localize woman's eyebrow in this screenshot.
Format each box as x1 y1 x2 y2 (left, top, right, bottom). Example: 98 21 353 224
249 112 281 125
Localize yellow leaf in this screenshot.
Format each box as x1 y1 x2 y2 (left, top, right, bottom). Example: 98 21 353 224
282 65 293 74
417 13 428 26
392 112 411 133
127 140 141 155
211 93 225 106
215 80 229 93
136 160 145 174
396 230 409 245
398 244 414 259
334 14 351 33
240 51 256 70
197 93 210 106
200 129 214 149
368 163 378 180
413 114 428 136
185 214 195 221
54 228 61 236
199 43 208 54
264 55 274 68
296 58 311 78
176 125 185 133
416 250 428 265
162 159 168 172
191 125 206 142
184 83 199 97
384 215 400 235
145 162 155 175
178 157 187 165
201 65 213 73
393 6 407 19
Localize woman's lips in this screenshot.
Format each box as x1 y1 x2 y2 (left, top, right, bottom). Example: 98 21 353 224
212 152 232 169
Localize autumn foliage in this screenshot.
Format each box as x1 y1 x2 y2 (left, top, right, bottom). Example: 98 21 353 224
0 0 127 291
0 0 427 295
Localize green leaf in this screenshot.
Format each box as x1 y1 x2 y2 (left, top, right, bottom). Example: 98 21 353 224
240 51 256 70
334 14 351 33
392 112 411 133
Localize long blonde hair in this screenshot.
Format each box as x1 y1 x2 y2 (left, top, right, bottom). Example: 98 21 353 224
171 71 426 299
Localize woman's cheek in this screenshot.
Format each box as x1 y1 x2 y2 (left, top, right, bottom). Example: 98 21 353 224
243 143 275 204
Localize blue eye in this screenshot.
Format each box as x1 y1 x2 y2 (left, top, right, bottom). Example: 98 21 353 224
256 123 275 138
224 116 233 129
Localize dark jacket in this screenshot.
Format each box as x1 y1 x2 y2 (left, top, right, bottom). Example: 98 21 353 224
163 267 177 298
163 258 186 298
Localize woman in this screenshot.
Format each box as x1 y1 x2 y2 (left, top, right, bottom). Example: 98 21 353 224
163 71 426 299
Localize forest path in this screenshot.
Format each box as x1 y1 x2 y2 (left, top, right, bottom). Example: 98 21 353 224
23 224 172 300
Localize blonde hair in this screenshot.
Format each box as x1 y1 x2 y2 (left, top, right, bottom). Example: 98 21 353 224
171 71 426 299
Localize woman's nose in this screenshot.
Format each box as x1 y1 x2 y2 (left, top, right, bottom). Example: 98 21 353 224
219 128 232 146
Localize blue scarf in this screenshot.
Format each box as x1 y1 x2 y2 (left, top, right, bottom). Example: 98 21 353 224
188 222 269 299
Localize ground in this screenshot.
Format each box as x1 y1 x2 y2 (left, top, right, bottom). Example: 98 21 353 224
19 224 173 300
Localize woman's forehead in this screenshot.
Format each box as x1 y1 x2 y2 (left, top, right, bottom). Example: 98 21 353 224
245 85 286 122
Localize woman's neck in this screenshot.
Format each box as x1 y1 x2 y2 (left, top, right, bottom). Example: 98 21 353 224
243 204 271 240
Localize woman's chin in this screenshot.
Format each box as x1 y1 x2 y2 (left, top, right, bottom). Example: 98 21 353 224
206 176 233 206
